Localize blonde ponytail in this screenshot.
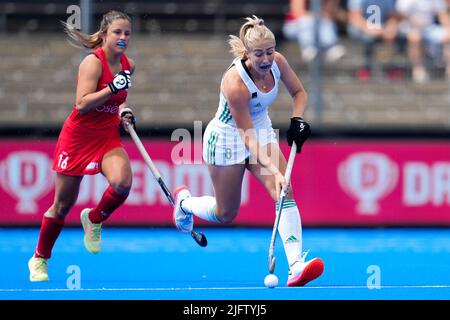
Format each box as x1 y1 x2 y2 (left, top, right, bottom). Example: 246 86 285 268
228 15 275 60
62 10 131 50
62 22 103 49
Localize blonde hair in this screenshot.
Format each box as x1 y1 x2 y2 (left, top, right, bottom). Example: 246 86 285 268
62 10 132 49
228 15 275 60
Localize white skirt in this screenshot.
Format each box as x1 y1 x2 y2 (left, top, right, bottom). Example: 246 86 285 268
202 115 278 166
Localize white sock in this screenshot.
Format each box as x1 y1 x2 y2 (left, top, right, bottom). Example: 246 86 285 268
181 196 220 223
276 199 302 267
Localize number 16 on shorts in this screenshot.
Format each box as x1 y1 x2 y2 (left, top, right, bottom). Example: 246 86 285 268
57 152 69 170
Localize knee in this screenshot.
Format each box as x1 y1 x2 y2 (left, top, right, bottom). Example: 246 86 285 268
408 32 422 44
215 208 240 224
51 199 76 218
109 178 132 195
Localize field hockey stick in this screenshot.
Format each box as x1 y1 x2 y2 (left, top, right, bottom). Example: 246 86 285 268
268 142 297 274
126 123 208 247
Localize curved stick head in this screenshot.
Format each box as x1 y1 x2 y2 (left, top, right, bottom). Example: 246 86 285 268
191 231 208 247
268 256 276 274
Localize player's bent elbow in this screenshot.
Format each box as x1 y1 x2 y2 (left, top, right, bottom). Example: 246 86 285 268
75 103 89 115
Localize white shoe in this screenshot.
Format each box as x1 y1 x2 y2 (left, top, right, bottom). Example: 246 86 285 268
412 66 429 83
28 256 49 282
80 208 102 254
301 47 318 63
287 251 324 287
324 44 346 63
172 185 193 234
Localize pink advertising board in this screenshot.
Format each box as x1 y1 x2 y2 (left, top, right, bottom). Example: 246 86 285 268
1 138 449 226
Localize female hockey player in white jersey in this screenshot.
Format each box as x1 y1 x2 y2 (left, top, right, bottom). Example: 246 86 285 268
173 15 324 287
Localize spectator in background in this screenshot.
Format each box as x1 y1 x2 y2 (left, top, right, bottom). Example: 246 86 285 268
347 0 401 80
283 0 346 63
396 0 450 83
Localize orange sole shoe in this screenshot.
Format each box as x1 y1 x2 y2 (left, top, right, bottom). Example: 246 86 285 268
287 258 324 287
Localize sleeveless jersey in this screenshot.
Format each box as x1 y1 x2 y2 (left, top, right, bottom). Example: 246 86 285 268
65 47 131 130
203 58 280 166
52 47 130 176
213 57 280 128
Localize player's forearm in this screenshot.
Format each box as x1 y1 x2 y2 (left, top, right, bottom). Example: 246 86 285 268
75 87 114 114
291 89 308 118
240 130 279 175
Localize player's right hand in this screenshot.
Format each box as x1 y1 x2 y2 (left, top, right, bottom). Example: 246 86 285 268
119 107 136 134
108 70 131 94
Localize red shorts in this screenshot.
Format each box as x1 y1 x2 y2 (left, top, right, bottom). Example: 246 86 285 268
52 122 122 176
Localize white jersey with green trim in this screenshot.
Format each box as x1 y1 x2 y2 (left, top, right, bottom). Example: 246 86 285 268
214 57 281 128
203 58 281 166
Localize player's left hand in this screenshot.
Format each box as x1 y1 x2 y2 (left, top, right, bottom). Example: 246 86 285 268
286 117 311 153
119 107 136 134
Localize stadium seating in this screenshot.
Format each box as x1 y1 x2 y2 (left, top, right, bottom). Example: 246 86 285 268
1 0 449 133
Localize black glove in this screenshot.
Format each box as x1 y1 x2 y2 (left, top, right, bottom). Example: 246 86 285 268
286 117 311 153
108 70 131 94
119 107 136 134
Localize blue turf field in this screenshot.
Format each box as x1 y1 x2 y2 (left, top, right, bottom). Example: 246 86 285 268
1 227 450 300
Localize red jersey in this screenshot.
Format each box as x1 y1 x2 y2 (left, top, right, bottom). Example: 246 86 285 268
52 47 131 176
66 47 131 130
